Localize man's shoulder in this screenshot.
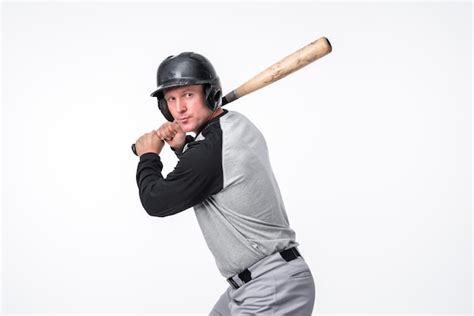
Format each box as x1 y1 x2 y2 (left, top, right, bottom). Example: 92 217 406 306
222 109 248 121
201 109 254 137
220 110 257 129
219 110 266 147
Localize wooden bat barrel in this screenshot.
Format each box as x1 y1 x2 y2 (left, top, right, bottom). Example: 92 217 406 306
222 37 332 105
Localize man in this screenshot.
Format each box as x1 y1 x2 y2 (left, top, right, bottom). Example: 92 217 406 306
135 52 315 315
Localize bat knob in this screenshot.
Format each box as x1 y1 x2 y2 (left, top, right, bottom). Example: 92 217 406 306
131 143 138 156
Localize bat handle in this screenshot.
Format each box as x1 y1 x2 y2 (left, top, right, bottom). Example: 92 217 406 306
221 90 238 106
131 143 138 156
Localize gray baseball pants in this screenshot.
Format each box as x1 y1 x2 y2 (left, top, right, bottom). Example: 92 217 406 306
209 249 316 315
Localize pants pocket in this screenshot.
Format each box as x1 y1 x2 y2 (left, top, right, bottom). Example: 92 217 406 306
290 269 313 279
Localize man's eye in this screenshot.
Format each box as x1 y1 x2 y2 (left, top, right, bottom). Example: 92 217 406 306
185 93 193 98
167 97 175 102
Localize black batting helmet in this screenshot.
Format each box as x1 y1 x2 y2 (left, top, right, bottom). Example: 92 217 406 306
150 52 222 122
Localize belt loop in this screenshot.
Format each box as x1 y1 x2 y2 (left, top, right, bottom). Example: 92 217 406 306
290 247 300 258
227 277 239 289
280 247 301 262
227 268 252 289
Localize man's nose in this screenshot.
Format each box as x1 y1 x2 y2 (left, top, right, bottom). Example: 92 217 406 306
176 99 187 112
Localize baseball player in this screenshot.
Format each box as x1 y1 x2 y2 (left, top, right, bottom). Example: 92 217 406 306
135 52 315 315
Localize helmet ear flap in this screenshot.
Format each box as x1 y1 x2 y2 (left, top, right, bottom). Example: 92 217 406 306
157 98 174 122
204 84 222 111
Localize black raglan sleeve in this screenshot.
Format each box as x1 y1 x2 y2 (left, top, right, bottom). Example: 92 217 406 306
135 132 223 217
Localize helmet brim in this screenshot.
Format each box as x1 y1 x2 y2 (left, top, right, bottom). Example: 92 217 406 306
150 78 215 98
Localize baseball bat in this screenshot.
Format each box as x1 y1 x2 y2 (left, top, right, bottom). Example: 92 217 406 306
132 36 332 155
221 36 332 105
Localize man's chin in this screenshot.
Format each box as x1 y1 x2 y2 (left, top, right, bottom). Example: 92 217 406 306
179 123 194 134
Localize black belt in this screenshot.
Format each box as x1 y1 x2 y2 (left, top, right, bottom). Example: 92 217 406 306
226 247 301 289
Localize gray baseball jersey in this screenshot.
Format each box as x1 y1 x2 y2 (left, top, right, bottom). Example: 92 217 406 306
136 110 298 277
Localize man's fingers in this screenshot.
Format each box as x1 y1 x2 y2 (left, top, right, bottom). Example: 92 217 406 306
166 124 178 137
172 121 184 133
157 125 178 142
133 130 165 156
155 130 165 141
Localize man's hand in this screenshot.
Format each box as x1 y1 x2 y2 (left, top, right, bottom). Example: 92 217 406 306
135 130 165 156
157 122 186 152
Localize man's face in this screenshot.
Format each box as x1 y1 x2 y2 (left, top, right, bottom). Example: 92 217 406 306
164 85 212 133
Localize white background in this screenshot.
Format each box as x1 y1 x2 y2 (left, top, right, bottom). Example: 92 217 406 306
1 1 472 315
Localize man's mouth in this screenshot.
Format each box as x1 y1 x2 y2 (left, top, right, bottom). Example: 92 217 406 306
177 117 190 123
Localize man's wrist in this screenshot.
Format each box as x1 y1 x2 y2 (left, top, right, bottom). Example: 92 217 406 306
171 144 185 154
139 141 165 156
